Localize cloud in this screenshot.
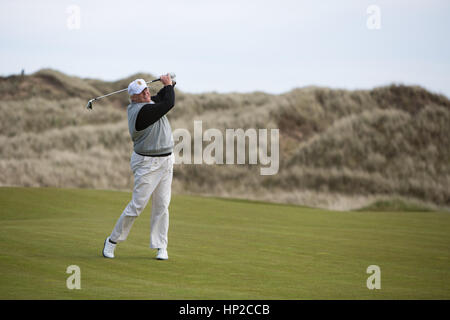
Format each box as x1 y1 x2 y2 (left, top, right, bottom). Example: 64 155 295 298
0 0 449 97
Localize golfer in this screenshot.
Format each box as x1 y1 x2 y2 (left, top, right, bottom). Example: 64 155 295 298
103 74 175 260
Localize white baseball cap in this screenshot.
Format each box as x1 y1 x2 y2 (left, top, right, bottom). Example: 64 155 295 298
128 79 147 95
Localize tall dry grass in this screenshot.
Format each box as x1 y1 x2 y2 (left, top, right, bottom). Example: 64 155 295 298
1 69 449 210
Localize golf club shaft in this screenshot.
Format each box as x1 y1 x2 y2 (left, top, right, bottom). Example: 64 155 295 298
86 73 176 109
92 78 161 102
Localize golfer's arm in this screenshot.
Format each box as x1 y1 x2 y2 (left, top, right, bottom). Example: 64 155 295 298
135 85 175 131
150 86 166 103
151 82 175 103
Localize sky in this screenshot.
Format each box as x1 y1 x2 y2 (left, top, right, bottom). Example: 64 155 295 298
1 0 449 96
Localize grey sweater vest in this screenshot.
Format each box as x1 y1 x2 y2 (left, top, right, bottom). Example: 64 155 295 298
127 102 174 156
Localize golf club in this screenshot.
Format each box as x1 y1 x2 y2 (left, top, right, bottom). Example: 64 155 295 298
86 73 176 109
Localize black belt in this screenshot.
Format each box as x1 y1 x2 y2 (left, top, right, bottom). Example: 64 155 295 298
136 152 172 157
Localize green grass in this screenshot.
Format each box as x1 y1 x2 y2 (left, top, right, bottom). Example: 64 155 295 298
0 187 449 299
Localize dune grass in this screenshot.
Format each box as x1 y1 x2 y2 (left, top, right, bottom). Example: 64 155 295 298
357 199 434 212
1 70 449 209
0 187 449 299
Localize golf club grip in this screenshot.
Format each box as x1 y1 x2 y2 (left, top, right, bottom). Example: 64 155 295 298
147 73 176 85
147 79 161 84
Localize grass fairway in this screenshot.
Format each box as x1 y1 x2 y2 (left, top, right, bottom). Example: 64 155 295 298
0 187 449 299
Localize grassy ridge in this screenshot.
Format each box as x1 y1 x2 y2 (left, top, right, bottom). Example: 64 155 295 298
0 69 449 210
0 187 449 299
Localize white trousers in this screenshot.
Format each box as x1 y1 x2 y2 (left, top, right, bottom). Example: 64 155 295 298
110 152 174 249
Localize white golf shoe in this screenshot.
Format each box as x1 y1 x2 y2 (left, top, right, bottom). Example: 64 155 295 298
102 237 116 258
156 248 168 260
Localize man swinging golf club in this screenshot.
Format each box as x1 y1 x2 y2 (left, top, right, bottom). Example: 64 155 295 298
103 73 175 260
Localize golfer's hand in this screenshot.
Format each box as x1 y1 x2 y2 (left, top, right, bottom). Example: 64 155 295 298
160 74 173 86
